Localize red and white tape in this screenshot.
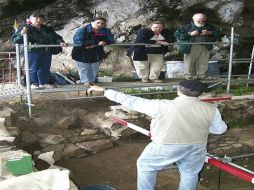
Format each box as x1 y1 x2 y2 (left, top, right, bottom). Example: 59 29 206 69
201 94 254 102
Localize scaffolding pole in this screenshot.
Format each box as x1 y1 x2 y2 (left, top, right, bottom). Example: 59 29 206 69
227 27 234 93
246 45 254 87
15 44 21 86
23 31 32 117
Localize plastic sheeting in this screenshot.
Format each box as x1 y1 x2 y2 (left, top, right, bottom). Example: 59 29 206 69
166 61 220 78
0 169 71 190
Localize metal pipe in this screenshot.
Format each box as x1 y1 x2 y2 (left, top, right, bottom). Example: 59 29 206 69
15 44 22 86
25 41 230 48
8 53 12 82
14 25 22 86
23 31 32 117
231 153 254 160
0 52 16 54
227 27 234 93
246 45 254 87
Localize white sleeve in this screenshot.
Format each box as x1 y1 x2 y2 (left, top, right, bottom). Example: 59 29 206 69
104 89 160 117
209 108 227 134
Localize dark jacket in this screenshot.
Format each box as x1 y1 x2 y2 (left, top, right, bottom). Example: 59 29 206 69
127 28 176 61
174 21 220 54
71 23 114 63
11 24 65 54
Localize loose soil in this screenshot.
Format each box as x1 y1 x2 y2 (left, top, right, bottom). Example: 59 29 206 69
2 95 254 190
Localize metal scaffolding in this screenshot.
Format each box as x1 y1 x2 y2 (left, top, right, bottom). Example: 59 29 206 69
0 27 253 117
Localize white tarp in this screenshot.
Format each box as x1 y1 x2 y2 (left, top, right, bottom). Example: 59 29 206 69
0 169 71 190
166 61 184 78
166 61 220 78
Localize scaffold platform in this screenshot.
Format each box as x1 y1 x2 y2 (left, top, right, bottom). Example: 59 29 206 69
0 77 253 100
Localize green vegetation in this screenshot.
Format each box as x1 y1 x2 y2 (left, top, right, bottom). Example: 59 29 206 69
214 85 254 96
97 70 114 77
120 88 177 100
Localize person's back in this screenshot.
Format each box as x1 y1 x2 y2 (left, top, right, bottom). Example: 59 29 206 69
150 96 216 144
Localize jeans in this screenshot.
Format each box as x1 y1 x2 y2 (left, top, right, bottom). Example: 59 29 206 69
29 51 52 85
137 142 207 190
75 61 100 83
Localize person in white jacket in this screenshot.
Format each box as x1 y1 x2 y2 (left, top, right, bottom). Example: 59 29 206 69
87 80 227 190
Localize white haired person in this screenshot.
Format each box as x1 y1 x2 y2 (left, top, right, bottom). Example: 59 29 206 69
11 13 67 89
175 13 220 79
87 79 227 190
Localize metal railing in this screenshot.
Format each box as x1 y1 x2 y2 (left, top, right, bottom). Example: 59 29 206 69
0 52 16 83
4 27 253 117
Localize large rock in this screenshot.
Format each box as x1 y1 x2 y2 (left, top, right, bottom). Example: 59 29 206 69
76 139 114 153
21 131 39 144
55 115 79 129
38 133 66 147
0 107 16 128
216 1 244 24
62 144 87 159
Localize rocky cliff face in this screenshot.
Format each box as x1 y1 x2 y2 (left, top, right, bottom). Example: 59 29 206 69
0 0 253 75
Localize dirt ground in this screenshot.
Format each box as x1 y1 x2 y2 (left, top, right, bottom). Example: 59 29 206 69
56 137 254 190
56 136 207 190
2 94 254 190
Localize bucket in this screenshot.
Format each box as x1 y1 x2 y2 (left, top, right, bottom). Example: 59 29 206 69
207 61 220 76
80 185 116 190
166 61 184 78
131 71 139 80
97 76 113 82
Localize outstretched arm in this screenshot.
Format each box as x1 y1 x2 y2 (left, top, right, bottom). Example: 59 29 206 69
87 86 160 117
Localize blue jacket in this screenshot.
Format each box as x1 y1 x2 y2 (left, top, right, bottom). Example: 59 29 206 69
127 28 176 61
71 23 114 63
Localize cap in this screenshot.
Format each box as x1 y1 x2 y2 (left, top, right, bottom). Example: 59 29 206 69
179 80 207 92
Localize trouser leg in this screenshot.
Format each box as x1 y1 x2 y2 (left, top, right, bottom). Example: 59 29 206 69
176 145 207 190
75 61 90 83
137 143 160 190
148 54 164 80
133 60 149 80
28 52 40 85
137 142 186 190
37 53 52 85
89 61 101 83
184 45 203 78
196 47 210 78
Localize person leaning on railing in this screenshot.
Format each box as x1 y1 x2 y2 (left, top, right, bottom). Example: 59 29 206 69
127 20 176 83
71 16 114 87
11 13 67 89
174 13 221 79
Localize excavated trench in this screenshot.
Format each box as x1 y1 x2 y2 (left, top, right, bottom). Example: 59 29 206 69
2 96 254 190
